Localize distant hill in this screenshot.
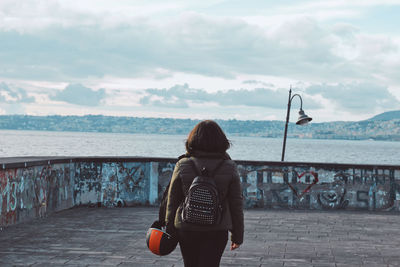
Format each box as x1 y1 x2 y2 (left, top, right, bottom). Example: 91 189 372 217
0 114 400 141
367 110 400 121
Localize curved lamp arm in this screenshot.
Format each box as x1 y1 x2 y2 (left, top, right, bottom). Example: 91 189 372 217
281 88 312 161
291 94 303 110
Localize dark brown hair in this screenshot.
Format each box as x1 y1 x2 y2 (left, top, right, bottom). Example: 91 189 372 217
185 120 231 154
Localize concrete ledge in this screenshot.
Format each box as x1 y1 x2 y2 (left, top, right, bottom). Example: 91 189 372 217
1 156 400 228
1 156 399 170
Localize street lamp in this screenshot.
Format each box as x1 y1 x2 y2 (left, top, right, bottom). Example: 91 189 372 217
281 87 312 161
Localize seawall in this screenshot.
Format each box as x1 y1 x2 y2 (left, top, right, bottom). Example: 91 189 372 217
1 157 399 227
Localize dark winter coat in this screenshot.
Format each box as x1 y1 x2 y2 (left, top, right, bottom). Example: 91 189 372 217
165 151 244 245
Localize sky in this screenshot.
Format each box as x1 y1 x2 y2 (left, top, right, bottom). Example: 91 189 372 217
0 0 400 122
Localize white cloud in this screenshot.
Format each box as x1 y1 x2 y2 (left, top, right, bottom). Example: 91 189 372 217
291 0 400 9
51 84 106 106
139 83 321 110
1 7 399 86
242 80 274 87
276 0 400 17
0 14 331 80
305 83 400 112
1 0 400 121
1 80 391 122
0 82 35 103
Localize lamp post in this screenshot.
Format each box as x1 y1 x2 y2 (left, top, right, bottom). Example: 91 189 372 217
281 87 312 161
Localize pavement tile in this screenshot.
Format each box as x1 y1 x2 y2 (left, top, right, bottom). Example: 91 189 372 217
116 264 145 267
45 265 90 267
283 263 313 267
312 258 335 264
312 264 335 267
335 264 362 267
260 263 284 267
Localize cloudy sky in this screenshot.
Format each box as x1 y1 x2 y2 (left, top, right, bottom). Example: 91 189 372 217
0 0 399 122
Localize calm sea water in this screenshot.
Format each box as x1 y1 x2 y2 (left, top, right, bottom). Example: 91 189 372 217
0 130 399 165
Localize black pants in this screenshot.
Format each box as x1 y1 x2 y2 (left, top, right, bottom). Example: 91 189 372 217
177 230 228 267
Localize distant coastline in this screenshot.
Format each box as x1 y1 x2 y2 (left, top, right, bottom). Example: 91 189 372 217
0 114 400 141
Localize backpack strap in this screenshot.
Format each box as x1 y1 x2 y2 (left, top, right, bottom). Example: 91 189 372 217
189 159 201 176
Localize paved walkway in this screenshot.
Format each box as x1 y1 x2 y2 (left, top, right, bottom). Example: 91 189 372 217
1 207 400 267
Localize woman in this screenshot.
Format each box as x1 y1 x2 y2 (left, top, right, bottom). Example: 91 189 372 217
165 120 244 267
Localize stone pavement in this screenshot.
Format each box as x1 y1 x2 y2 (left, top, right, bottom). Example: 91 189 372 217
1 207 400 267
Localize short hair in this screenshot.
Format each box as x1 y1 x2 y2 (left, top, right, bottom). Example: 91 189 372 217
185 120 231 154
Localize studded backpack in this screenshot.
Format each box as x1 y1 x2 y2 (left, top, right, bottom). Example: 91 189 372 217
181 159 225 225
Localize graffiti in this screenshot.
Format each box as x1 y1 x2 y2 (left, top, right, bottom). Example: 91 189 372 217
318 189 349 210
240 167 320 208
316 173 349 210
157 162 175 202
35 166 50 216
118 163 146 193
288 171 319 199
100 162 148 207
0 170 18 225
1 164 72 227
1 157 400 227
237 164 400 211
74 162 102 205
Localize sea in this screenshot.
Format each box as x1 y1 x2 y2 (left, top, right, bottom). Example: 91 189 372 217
0 130 399 165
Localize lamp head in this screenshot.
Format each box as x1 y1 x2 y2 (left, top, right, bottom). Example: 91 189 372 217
296 109 312 125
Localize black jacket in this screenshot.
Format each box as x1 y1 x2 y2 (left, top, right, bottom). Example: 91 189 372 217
165 151 244 244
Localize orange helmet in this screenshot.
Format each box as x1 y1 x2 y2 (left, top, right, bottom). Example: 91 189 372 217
146 221 178 256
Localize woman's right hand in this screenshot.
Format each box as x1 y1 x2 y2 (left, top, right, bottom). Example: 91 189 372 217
230 242 240 250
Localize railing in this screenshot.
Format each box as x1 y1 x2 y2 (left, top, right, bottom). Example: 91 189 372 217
1 157 399 227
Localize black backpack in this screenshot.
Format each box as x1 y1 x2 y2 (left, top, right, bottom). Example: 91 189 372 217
181 159 225 225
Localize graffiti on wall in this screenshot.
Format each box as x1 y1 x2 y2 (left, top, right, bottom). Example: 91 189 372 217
156 162 175 202
0 169 18 225
237 164 399 211
2 158 400 228
101 162 148 207
74 162 102 205
0 164 73 226
74 161 152 207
